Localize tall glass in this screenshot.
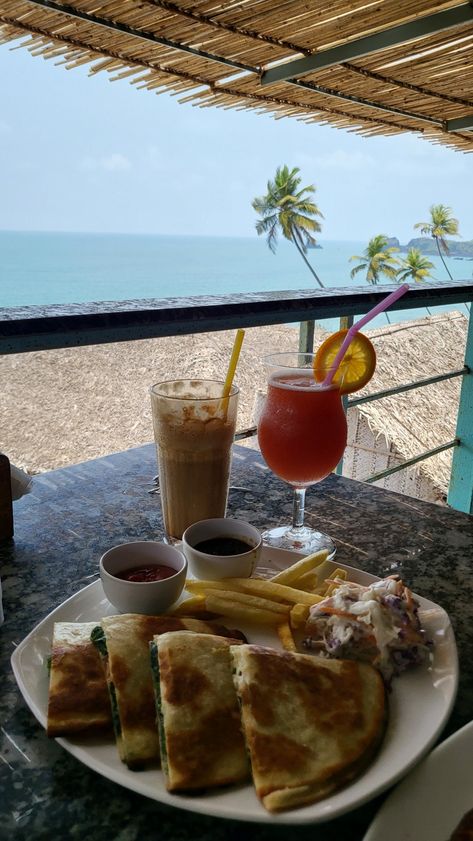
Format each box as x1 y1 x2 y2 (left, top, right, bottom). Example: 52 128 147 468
257 353 347 555
150 379 239 540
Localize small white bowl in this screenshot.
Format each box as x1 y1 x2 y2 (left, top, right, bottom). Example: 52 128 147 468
182 518 262 580
100 541 187 615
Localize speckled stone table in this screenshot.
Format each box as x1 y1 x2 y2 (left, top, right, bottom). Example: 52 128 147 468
1 443 472 841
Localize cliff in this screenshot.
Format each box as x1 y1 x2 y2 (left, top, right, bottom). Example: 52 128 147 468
389 236 473 258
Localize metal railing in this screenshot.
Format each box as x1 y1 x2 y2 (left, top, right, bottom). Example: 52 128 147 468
1 279 472 513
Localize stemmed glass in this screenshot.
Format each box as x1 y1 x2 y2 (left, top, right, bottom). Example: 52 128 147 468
257 352 347 556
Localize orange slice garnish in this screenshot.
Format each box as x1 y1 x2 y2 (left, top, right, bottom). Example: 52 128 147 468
314 330 376 395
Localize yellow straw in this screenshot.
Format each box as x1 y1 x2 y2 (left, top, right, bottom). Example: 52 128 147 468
222 328 245 401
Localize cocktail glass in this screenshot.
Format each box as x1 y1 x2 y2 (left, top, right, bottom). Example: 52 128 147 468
257 352 347 556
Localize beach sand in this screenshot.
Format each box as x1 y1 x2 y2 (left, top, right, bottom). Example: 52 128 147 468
1 324 322 474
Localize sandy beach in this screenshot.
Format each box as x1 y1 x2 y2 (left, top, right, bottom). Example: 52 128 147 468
1 324 320 474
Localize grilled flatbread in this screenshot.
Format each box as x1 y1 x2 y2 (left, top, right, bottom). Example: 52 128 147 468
150 631 249 791
91 614 246 768
47 622 112 737
231 644 386 813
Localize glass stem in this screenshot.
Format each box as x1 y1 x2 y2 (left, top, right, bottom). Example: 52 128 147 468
292 487 306 531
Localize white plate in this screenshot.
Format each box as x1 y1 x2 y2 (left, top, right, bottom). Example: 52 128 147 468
11 547 458 825
363 719 473 841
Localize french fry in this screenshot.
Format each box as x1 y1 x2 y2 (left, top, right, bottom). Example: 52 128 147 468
226 578 321 606
291 570 318 592
270 549 329 585
203 588 290 615
186 577 318 606
185 579 237 593
289 603 311 629
168 595 207 616
277 621 297 652
313 561 339 594
323 569 348 596
205 593 283 625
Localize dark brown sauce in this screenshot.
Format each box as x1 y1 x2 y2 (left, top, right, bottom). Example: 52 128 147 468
449 808 473 840
115 564 176 582
194 536 254 556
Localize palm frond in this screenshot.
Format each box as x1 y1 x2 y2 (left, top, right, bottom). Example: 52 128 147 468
350 262 366 279
366 266 378 285
255 215 279 253
414 222 431 235
381 265 400 280
291 213 322 234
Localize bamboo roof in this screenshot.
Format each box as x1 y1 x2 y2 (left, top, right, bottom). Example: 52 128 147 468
2 1 473 150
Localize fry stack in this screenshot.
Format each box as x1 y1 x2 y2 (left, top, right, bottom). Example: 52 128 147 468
171 549 348 651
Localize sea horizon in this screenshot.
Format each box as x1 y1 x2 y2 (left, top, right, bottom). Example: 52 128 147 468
1 229 470 327
0 227 371 242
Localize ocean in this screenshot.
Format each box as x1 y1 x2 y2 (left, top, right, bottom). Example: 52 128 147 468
0 230 470 329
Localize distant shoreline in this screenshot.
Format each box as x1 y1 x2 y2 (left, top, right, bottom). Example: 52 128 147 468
388 235 473 259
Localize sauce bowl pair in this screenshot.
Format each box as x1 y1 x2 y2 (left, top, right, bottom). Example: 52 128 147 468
100 518 263 614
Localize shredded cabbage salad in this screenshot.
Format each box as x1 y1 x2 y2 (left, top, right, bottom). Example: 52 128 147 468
305 575 431 682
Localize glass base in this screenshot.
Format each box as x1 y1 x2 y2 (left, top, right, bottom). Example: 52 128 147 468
261 525 336 558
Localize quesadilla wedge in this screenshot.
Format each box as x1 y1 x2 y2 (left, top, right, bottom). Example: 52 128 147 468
231 644 386 813
47 622 112 737
91 614 246 769
150 631 249 791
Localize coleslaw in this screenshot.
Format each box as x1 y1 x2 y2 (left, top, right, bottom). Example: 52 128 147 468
304 575 431 682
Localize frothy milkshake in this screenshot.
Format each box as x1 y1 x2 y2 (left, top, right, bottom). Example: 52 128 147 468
150 379 239 540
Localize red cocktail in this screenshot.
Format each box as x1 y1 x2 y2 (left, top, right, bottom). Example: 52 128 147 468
258 354 347 554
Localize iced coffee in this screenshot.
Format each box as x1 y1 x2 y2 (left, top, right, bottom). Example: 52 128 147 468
150 379 239 540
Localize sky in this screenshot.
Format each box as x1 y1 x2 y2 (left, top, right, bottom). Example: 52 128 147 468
1 42 472 242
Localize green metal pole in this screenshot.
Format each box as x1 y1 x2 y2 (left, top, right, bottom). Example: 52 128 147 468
448 311 473 513
298 320 315 353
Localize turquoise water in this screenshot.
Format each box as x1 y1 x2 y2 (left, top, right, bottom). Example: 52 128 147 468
0 230 470 328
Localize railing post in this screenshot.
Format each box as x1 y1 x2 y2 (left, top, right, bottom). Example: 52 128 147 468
448 311 473 513
298 320 315 353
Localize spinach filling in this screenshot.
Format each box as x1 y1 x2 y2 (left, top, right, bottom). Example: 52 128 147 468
108 681 122 738
149 640 168 778
90 625 121 738
90 625 108 657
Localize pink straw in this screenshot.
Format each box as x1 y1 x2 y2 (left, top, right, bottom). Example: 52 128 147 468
322 283 410 387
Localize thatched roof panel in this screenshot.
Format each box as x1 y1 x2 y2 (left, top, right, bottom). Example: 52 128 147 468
1 0 473 148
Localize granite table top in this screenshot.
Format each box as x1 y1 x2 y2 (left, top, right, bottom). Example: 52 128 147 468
1 443 472 841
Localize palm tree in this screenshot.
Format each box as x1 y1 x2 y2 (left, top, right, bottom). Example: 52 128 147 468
414 204 459 280
397 248 434 284
252 165 324 288
350 235 400 285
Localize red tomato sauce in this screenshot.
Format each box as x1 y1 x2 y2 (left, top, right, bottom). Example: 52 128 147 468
115 564 176 582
